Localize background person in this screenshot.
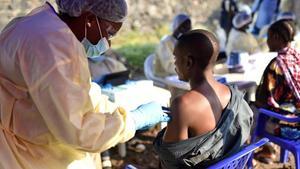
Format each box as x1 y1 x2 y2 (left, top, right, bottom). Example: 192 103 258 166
251 0 281 35
153 13 192 77
0 0 170 169
226 12 260 57
220 0 239 38
277 11 297 22
275 12 300 50
154 29 253 168
257 11 297 52
254 20 300 164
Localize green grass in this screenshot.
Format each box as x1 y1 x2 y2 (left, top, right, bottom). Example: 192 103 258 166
111 24 212 72
112 25 170 72
115 43 156 71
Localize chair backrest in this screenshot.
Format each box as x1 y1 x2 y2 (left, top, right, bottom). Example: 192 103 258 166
144 54 154 80
207 138 269 169
143 54 168 88
258 108 300 123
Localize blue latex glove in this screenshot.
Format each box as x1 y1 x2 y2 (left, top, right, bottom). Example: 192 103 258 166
129 102 171 131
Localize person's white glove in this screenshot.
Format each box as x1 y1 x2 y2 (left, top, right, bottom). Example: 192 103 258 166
129 102 171 130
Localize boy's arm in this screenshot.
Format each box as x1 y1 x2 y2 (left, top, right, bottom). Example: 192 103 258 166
163 96 189 142
162 91 221 142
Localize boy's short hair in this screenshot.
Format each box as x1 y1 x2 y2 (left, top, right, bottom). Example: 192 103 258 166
175 29 220 69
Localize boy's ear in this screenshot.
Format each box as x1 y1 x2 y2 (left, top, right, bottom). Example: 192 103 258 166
186 55 193 69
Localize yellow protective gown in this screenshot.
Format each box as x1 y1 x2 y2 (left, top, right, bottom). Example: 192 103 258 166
0 3 135 169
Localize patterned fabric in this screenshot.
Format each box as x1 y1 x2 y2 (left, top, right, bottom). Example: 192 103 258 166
256 53 300 111
277 47 300 101
255 47 300 139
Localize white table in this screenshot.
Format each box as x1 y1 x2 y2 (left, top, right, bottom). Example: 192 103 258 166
101 80 171 157
165 74 257 102
163 52 278 102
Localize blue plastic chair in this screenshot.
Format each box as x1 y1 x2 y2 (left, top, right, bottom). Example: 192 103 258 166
249 108 300 169
207 138 269 169
124 138 268 169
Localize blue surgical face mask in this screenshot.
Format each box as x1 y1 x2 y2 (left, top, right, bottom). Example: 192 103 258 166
81 16 110 59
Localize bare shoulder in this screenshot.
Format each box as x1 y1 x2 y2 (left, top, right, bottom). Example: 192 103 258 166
163 85 230 141
173 84 231 137
171 91 208 120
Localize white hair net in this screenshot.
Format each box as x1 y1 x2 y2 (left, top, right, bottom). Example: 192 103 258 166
171 13 191 33
56 0 128 22
232 12 252 29
277 12 296 21
238 4 251 15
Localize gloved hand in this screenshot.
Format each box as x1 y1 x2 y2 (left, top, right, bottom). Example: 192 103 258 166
129 102 171 131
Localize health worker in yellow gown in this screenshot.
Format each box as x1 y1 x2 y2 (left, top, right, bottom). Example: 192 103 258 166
0 0 170 169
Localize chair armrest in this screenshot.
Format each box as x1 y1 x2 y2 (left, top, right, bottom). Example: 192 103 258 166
259 108 300 123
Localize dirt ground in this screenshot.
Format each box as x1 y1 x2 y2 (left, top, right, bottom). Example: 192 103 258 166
108 127 296 169
110 128 161 169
